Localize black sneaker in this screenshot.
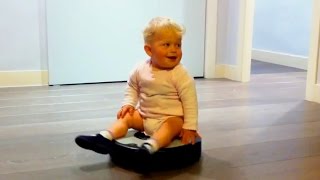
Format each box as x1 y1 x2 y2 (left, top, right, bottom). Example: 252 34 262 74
135 143 153 173
75 134 114 154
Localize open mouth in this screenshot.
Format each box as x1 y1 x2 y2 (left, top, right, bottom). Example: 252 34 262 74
167 56 177 60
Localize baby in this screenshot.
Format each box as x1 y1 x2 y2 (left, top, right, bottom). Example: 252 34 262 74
75 17 200 158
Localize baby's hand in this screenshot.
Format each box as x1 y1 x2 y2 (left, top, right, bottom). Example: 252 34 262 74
179 129 201 145
117 105 135 119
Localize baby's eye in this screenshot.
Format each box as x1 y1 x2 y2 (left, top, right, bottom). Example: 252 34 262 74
163 43 170 47
177 44 181 48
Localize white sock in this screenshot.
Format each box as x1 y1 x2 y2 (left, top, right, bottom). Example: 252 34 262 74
99 130 113 140
143 139 159 154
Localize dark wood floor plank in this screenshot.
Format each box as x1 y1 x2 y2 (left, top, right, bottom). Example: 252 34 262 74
0 118 113 141
1 62 320 179
0 81 126 93
199 106 320 131
0 109 114 126
0 82 306 117
230 155 320 180
0 93 123 108
0 86 125 100
251 60 306 74
204 136 320 167
0 100 120 117
201 121 320 149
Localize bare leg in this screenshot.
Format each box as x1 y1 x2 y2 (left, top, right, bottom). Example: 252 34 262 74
151 116 183 148
108 110 144 139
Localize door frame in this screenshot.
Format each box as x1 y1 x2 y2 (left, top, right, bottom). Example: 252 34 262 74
204 0 254 81
237 0 255 82
306 0 320 103
204 0 218 78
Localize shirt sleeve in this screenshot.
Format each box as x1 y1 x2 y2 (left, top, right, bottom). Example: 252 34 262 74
122 66 139 107
173 66 198 130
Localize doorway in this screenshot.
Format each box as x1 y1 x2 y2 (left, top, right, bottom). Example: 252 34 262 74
250 0 311 76
239 0 319 103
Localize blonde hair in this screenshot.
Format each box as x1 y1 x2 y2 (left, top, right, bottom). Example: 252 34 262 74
143 17 185 44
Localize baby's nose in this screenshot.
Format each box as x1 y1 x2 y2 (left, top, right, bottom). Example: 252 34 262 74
169 45 179 52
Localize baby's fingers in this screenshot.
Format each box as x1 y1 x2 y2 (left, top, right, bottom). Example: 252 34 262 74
128 107 134 115
120 109 125 117
117 109 124 119
179 130 184 138
187 136 196 145
181 135 191 144
181 136 189 144
117 108 126 119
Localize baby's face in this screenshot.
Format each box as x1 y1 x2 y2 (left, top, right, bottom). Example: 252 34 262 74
146 29 182 70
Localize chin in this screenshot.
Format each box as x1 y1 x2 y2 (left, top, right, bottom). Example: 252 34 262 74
165 65 178 69
158 62 179 69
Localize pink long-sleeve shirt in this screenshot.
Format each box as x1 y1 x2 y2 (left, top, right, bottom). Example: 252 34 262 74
122 60 198 130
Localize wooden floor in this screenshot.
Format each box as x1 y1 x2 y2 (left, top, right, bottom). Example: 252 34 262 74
1 61 319 180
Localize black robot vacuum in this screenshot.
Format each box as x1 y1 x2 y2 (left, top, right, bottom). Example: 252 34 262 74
109 130 201 171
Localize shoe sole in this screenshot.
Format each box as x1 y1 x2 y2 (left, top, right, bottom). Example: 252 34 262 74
75 136 110 154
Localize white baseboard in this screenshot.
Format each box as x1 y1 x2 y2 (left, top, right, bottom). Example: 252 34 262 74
0 70 48 88
215 64 241 81
252 49 308 70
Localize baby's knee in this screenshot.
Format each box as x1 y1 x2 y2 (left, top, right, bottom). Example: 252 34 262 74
119 112 143 130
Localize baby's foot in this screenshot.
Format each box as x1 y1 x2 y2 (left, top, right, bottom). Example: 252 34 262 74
137 143 153 156
135 143 153 173
75 134 114 154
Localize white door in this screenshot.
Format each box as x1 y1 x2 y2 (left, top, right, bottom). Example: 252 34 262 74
46 0 206 85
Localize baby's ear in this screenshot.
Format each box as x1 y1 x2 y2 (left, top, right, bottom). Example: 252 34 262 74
144 45 152 57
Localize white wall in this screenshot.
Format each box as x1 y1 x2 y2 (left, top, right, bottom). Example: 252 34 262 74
252 0 312 70
46 0 206 85
253 0 312 56
0 0 47 71
0 0 210 87
0 0 48 87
